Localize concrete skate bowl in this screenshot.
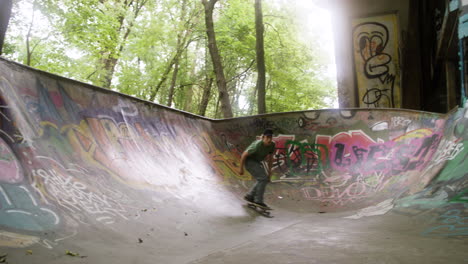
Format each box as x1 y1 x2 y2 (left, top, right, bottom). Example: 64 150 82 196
0 57 466 264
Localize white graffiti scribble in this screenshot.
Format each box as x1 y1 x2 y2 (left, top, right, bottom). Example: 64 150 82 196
32 168 128 224
434 139 464 163
423 138 464 174
113 98 139 117
300 171 390 205
391 116 412 128
345 199 394 219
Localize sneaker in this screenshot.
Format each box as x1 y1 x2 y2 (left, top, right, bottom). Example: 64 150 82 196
254 202 271 209
244 195 254 203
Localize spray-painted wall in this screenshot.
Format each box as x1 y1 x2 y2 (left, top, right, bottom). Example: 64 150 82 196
0 58 466 248
352 13 401 108
0 59 223 248
213 107 466 209
331 0 423 110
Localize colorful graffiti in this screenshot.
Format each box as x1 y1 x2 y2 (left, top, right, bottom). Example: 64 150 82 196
316 129 443 176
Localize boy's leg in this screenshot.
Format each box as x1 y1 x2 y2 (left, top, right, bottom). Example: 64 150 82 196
245 160 268 203
253 179 268 203
245 183 257 201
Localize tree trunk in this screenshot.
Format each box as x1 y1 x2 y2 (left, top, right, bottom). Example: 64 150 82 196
199 77 213 116
249 84 258 116
150 56 174 102
183 84 194 112
184 42 199 112
255 0 266 114
24 0 53 66
149 29 192 102
25 0 37 66
150 0 192 102
202 0 233 118
166 0 188 107
215 95 220 118
99 0 148 88
100 56 118 88
167 60 179 107
0 0 12 55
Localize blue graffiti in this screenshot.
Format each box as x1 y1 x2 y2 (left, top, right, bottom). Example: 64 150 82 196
0 183 59 231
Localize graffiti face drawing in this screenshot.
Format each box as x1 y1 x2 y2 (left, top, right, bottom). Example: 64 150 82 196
354 22 391 80
352 18 399 108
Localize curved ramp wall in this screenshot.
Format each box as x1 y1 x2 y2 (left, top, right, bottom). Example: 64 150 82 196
0 57 466 250
212 108 467 213
0 58 230 249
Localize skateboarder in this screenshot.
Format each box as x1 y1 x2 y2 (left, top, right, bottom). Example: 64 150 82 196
239 129 276 209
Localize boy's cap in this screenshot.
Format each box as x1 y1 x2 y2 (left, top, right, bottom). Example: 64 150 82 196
263 129 274 136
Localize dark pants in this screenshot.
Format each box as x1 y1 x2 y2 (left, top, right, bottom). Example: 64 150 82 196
245 159 269 203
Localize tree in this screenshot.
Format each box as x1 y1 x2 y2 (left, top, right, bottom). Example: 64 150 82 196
2 0 77 72
254 0 266 114
143 0 201 105
198 77 213 116
260 1 336 112
201 0 233 118
4 0 337 117
39 0 149 88
24 0 54 66
0 0 12 55
97 0 149 88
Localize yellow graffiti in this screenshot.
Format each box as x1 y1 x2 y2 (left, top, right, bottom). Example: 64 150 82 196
393 128 433 142
195 132 251 182
61 120 158 189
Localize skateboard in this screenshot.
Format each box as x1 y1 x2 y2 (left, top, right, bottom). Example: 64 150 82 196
245 202 273 218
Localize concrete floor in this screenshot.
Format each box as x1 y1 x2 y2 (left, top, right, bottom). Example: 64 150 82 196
190 210 468 264
2 204 467 264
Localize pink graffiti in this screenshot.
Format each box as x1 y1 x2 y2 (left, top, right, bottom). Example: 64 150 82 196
0 137 23 183
316 130 384 170
49 91 64 108
316 129 442 175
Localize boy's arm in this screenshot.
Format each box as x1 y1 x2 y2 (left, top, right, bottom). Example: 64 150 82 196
239 151 249 175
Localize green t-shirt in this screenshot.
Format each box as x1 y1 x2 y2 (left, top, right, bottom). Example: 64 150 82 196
245 140 276 162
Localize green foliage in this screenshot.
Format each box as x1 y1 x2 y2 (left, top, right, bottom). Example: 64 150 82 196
5 0 337 118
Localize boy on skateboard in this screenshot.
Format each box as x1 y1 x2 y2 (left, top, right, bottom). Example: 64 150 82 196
239 129 276 209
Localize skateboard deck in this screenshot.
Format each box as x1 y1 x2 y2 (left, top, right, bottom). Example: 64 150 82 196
245 202 273 218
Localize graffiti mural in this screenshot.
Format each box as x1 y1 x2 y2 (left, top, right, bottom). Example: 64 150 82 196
316 129 443 176
352 13 401 108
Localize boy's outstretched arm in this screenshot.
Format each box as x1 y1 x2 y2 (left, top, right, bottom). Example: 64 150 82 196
239 151 249 175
